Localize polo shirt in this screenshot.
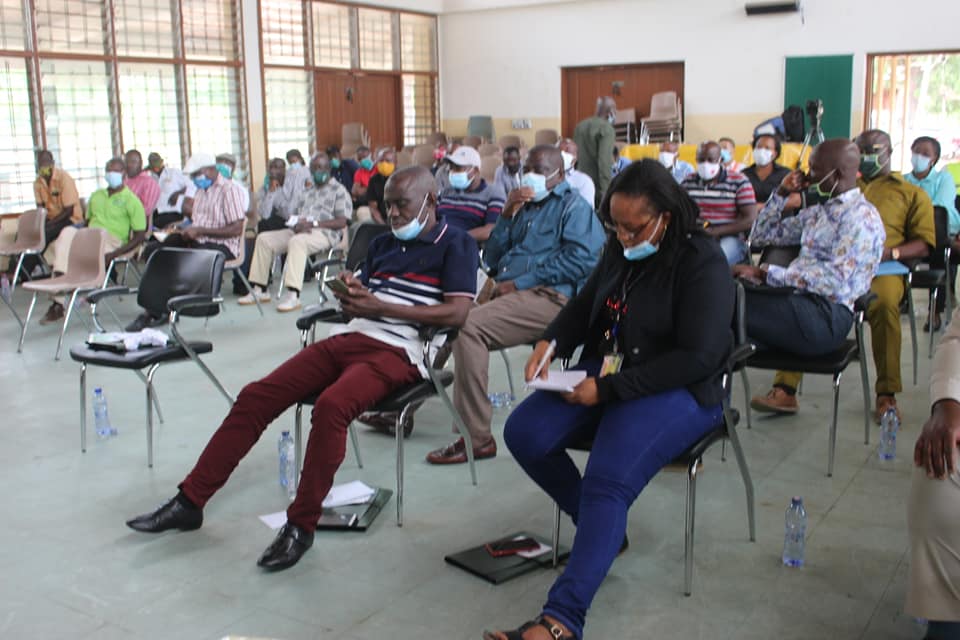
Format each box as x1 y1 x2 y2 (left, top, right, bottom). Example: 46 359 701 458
191 174 246 257
905 168 960 236
437 179 506 232
86 186 147 243
124 171 161 217
34 167 80 222
682 168 756 225
860 172 936 249
743 163 791 204
353 166 377 190
328 221 478 377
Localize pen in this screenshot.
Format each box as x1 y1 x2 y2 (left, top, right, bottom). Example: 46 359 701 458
530 339 556 381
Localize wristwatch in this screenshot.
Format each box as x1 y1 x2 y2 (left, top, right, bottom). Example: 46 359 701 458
892 247 901 261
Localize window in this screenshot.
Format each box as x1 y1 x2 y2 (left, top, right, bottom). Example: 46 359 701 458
34 0 110 55
0 0 27 51
118 63 182 163
400 14 436 72
264 68 314 161
312 3 351 69
358 8 394 71
0 58 36 213
402 74 437 147
186 65 246 171
182 0 241 61
866 52 960 171
114 0 178 57
260 0 306 66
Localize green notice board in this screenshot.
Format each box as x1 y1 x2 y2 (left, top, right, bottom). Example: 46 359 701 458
784 55 853 140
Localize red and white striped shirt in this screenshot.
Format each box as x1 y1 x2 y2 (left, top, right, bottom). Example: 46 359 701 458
191 174 246 257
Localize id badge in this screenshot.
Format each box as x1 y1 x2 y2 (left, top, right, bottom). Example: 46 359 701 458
599 353 623 377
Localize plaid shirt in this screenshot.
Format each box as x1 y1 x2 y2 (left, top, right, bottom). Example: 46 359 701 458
295 178 352 242
191 174 246 257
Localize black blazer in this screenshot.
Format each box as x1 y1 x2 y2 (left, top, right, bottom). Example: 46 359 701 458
543 232 735 407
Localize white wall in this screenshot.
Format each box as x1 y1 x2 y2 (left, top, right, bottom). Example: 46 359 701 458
438 0 960 140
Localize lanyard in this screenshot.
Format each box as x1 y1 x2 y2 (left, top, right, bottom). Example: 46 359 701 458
605 267 643 354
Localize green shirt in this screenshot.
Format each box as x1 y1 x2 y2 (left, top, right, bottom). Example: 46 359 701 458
572 116 615 207
86 186 147 243
859 172 935 249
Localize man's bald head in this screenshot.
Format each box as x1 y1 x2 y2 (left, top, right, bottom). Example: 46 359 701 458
808 138 861 193
854 129 893 179
856 129 892 151
384 166 438 234
595 96 617 119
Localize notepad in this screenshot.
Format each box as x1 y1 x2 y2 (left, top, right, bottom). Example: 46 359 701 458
525 370 587 393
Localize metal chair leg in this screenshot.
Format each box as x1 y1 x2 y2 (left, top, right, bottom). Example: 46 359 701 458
725 403 756 543
551 502 561 568
856 322 871 445
133 369 165 423
906 280 918 385
684 458 699 596
929 288 939 359
294 403 303 490
349 424 363 468
396 403 413 526
145 364 160 468
235 268 263 317
173 323 234 406
500 349 516 400
827 371 842 477
80 363 87 452
11 253 27 292
55 289 82 360
18 291 38 352
739 368 752 429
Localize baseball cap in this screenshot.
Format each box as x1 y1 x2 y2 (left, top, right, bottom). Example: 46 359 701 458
183 152 217 174
447 146 481 169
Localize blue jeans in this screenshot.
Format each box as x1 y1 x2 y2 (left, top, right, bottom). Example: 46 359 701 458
719 235 748 265
504 366 723 639
744 288 853 356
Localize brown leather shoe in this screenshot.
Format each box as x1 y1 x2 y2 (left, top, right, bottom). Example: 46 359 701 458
750 387 799 414
425 436 496 465
875 395 901 425
357 411 414 438
39 302 64 325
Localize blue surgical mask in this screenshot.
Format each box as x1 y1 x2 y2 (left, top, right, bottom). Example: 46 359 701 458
216 163 233 179
449 170 472 190
105 171 124 189
911 153 932 174
622 215 663 261
392 194 430 241
289 161 302 170
521 169 559 202
193 174 213 190
720 148 733 163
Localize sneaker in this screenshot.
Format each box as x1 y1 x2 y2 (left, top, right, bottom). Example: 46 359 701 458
875 395 901 425
750 387 799 414
276 291 301 313
238 286 271 306
39 302 64 325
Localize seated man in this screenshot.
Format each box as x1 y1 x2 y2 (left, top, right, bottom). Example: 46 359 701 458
128 152 246 330
256 157 292 232
350 145 375 204
560 138 596 207
658 140 694 184
742 140 886 414
437 145 505 243
44 157 147 324
682 141 758 265
283 148 312 214
364 147 396 224
148 152 195 230
326 145 358 196
32 150 80 266
493 145 521 196
905 135 959 331
426 145 605 464
125 167 477 571
907 316 960 640
122 149 161 222
239 152 352 312
215 152 250 215
719 136 745 173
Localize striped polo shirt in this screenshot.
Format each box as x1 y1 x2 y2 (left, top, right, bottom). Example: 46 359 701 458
681 168 756 224
328 221 478 377
437 179 506 232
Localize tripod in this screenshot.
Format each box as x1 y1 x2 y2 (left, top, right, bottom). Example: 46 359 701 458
796 102 825 169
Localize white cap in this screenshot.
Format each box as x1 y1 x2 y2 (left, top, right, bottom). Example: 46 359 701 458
447 146 481 169
183 152 217 174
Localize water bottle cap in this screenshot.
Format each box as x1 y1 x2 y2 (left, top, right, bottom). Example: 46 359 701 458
94 387 103 394
791 496 803 504
281 430 290 436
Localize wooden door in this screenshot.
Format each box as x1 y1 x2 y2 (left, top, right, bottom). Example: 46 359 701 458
314 71 402 151
561 62 685 138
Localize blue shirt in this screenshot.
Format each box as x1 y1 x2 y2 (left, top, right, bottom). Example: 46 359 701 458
905 168 960 236
670 160 695 184
612 156 631 176
328 222 478 377
752 189 886 311
332 159 359 196
484 181 605 299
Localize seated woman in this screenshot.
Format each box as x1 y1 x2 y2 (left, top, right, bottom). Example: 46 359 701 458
484 159 735 640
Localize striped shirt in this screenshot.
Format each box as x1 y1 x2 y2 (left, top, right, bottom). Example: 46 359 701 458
328 222 478 377
191 174 246 257
437 179 506 232
682 168 756 224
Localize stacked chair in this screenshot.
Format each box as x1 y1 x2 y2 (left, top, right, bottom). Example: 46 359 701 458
641 91 683 142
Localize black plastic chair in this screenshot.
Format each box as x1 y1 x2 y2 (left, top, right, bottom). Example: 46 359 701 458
69 248 234 467
548 282 756 596
741 245 874 477
908 206 951 357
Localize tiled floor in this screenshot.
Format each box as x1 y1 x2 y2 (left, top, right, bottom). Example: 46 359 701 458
0 283 937 639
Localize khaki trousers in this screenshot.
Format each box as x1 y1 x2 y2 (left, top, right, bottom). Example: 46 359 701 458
249 228 335 293
452 287 567 447
773 275 906 396
906 463 960 621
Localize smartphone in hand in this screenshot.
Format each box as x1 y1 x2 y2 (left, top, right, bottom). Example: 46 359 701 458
324 277 352 296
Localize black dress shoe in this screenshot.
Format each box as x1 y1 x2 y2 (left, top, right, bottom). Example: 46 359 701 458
124 312 169 333
257 523 314 571
126 497 203 533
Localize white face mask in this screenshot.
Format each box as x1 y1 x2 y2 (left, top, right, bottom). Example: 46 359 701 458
752 148 775 167
697 161 721 181
658 151 676 168
560 150 576 172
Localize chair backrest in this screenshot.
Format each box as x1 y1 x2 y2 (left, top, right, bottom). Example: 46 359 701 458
15 208 47 249
65 228 107 283
137 248 226 318
425 132 447 147
615 107 637 125
224 226 247 268
758 244 800 268
342 122 368 147
462 135 482 150
344 223 390 272
396 150 414 169
480 155 501 182
649 91 679 120
535 129 559 146
498 135 522 149
466 115 494 142
412 143 435 168
932 206 949 253
478 143 501 158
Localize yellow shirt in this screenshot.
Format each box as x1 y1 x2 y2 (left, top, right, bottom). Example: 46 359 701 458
859 172 935 249
33 167 81 223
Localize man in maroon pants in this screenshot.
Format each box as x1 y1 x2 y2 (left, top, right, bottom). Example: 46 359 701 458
126 167 478 571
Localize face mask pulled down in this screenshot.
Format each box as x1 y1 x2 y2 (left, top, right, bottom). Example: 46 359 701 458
392 193 430 241
622 215 664 262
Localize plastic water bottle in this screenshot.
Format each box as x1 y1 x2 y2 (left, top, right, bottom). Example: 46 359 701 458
782 497 807 567
487 391 515 410
93 388 117 438
278 431 296 499
879 408 900 461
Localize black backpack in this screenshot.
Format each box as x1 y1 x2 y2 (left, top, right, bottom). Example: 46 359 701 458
781 105 805 142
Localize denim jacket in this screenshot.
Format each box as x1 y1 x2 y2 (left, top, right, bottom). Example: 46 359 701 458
483 181 605 299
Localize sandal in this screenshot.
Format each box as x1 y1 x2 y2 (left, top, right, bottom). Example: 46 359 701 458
483 616 575 640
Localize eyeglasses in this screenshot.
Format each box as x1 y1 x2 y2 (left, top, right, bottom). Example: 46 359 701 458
604 217 656 242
